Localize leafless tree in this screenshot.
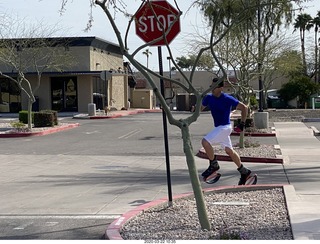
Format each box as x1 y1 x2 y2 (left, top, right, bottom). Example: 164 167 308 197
0 16 76 129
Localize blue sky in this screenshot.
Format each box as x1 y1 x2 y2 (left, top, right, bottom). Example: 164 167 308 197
1 0 320 71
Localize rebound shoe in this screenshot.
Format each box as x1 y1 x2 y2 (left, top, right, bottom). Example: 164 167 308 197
238 170 257 185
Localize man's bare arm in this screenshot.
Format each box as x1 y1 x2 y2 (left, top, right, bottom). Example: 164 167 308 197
236 102 248 123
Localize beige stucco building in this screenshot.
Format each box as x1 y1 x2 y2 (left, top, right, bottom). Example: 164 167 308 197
0 36 130 113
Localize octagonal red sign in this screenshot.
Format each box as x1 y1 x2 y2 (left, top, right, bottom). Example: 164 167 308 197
134 0 181 46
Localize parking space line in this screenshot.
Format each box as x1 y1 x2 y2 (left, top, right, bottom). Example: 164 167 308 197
118 129 142 139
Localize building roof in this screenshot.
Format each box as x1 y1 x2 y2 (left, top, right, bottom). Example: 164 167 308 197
65 36 122 55
0 36 122 55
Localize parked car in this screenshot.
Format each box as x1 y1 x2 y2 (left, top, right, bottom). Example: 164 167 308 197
266 89 287 108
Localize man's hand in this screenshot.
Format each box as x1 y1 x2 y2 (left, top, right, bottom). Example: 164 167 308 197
234 121 245 133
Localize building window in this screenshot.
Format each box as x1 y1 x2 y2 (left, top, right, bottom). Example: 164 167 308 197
0 78 21 113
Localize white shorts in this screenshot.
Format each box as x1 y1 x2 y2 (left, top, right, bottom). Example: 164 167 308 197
203 124 233 149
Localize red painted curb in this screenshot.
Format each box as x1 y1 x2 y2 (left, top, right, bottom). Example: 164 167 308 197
88 109 161 119
231 131 276 137
196 150 283 164
0 123 79 138
106 184 288 240
144 109 162 113
89 115 122 119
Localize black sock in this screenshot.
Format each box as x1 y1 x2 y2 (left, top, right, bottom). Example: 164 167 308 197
237 164 249 174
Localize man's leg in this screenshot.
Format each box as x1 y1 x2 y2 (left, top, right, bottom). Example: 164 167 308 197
201 138 220 179
225 147 241 168
225 147 257 185
202 138 215 161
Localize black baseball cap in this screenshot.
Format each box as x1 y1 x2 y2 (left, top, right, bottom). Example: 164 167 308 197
211 78 224 88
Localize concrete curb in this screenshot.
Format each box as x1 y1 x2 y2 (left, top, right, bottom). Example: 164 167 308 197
231 127 276 137
310 126 320 136
0 123 79 138
106 184 290 240
231 131 276 137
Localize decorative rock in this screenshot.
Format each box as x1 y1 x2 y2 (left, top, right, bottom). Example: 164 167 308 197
121 188 292 240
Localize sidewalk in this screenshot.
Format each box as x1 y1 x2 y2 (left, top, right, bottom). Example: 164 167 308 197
275 122 320 240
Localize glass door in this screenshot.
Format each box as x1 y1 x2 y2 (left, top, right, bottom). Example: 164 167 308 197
65 78 77 111
51 77 77 112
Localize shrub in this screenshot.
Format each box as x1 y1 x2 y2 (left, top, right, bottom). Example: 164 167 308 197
34 112 55 127
279 76 320 107
40 110 58 125
10 121 30 132
19 110 34 124
249 95 258 110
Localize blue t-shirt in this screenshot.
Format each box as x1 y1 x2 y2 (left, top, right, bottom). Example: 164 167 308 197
202 93 239 127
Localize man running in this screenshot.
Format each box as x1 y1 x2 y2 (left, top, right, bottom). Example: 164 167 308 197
201 78 257 185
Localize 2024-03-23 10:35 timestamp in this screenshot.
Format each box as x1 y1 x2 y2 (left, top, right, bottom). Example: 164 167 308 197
144 240 176 243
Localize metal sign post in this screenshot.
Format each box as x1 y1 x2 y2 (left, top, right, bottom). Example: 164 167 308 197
158 46 172 206
134 0 181 206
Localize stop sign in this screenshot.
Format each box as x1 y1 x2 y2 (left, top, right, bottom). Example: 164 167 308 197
134 0 181 46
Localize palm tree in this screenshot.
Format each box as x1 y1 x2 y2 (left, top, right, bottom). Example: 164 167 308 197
142 48 152 68
293 13 314 75
312 11 320 83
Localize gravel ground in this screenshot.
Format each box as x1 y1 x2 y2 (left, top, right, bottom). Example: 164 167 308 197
214 144 280 158
121 188 292 240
